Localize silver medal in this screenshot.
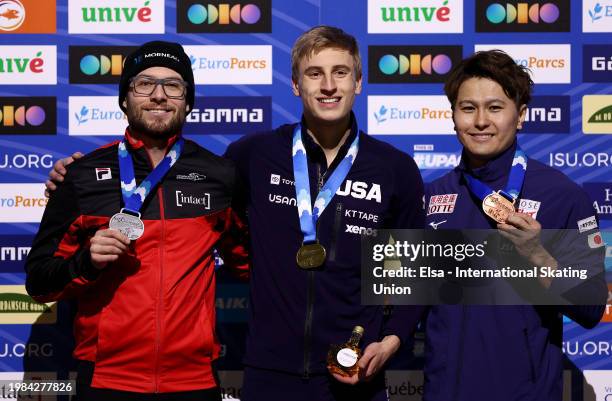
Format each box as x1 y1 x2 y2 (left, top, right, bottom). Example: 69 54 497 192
109 209 144 240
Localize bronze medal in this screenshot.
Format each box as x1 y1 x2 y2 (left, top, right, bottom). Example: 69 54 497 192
482 191 516 223
296 242 327 269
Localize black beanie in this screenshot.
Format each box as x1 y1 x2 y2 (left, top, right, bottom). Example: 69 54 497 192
119 41 194 112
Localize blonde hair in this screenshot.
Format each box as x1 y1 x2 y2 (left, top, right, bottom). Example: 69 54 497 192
291 25 362 82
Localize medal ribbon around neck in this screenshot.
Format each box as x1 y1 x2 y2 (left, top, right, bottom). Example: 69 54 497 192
292 124 359 243
118 137 184 214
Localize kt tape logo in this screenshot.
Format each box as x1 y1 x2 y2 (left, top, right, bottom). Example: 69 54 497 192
177 0 271 33
0 97 56 135
0 0 56 33
476 1 570 32
69 46 137 84
368 45 462 84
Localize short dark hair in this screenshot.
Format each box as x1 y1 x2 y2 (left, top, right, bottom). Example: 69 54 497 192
444 50 533 109
291 25 362 82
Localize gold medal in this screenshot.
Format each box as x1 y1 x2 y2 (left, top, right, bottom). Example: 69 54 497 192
482 191 516 223
296 242 326 269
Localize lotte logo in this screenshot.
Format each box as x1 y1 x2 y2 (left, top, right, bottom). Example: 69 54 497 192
187 3 261 24
0 0 25 31
486 2 560 23
379 54 453 75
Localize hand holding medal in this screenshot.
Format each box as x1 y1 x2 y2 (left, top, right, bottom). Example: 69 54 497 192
90 228 131 270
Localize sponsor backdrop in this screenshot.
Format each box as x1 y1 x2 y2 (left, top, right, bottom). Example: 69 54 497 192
0 0 611 400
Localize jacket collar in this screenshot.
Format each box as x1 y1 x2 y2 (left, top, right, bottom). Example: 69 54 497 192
299 112 359 168
457 140 518 184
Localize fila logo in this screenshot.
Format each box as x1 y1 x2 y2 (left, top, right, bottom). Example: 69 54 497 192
427 193 458 215
176 191 211 209
345 224 378 237
336 180 382 203
95 168 112 181
577 215 598 233
270 174 280 185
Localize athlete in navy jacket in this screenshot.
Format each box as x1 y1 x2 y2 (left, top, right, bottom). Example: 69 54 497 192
423 50 607 401
224 27 424 400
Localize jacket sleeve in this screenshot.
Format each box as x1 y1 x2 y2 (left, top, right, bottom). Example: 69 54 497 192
25 167 101 303
381 151 428 343
549 189 607 329
216 144 251 281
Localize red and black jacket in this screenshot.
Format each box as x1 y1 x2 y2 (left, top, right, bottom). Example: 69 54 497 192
25 131 249 393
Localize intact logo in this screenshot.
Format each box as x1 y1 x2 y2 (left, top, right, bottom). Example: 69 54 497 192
0 285 56 324
0 45 56 85
577 215 598 233
583 0 612 32
183 96 272 135
476 1 569 32
517 199 541 219
521 96 569 134
177 0 271 33
583 45 612 83
95 167 112 181
414 152 460 169
69 0 164 34
427 193 458 215
176 190 210 209
0 0 56 33
0 97 56 135
368 45 462 84
69 46 136 84
582 95 612 134
583 183 612 220
367 0 463 34
474 44 570 83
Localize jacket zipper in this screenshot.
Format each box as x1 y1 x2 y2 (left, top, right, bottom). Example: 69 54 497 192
154 186 165 392
452 306 467 401
327 202 343 262
523 328 536 383
302 163 325 378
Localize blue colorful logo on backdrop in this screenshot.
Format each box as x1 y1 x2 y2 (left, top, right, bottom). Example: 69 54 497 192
583 44 612 82
183 96 271 135
0 97 55 135
521 96 570 134
177 0 271 33
476 1 570 32
69 46 136 84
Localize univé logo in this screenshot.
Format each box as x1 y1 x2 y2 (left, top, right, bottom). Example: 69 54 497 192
0 50 44 74
0 0 25 31
476 1 569 32
0 97 55 135
69 0 164 34
369 45 462 84
81 1 152 23
0 46 57 86
177 0 271 33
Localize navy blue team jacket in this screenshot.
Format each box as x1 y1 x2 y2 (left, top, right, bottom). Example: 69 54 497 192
424 141 607 401
225 116 426 377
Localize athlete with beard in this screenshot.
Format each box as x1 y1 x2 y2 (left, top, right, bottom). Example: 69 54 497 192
26 41 248 401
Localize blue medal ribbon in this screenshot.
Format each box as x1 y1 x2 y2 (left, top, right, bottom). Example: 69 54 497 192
118 137 184 215
292 124 359 243
463 146 528 203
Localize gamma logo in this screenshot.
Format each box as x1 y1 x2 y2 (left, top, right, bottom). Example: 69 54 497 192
582 95 612 135
476 1 569 32
0 0 56 33
368 45 462 84
583 44 612 83
0 97 56 135
69 46 136 84
177 0 271 33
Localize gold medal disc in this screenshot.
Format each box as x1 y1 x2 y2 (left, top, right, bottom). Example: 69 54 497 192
296 243 327 269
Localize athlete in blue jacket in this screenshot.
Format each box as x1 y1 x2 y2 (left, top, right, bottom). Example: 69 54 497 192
225 26 424 400
424 50 607 401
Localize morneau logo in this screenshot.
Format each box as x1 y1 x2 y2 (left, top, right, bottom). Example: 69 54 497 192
69 46 136 84
477 1 569 32
367 0 463 33
0 0 56 33
0 97 56 135
69 0 164 34
178 0 271 33
369 46 462 83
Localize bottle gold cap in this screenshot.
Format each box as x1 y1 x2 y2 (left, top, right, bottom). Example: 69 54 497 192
353 326 364 334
